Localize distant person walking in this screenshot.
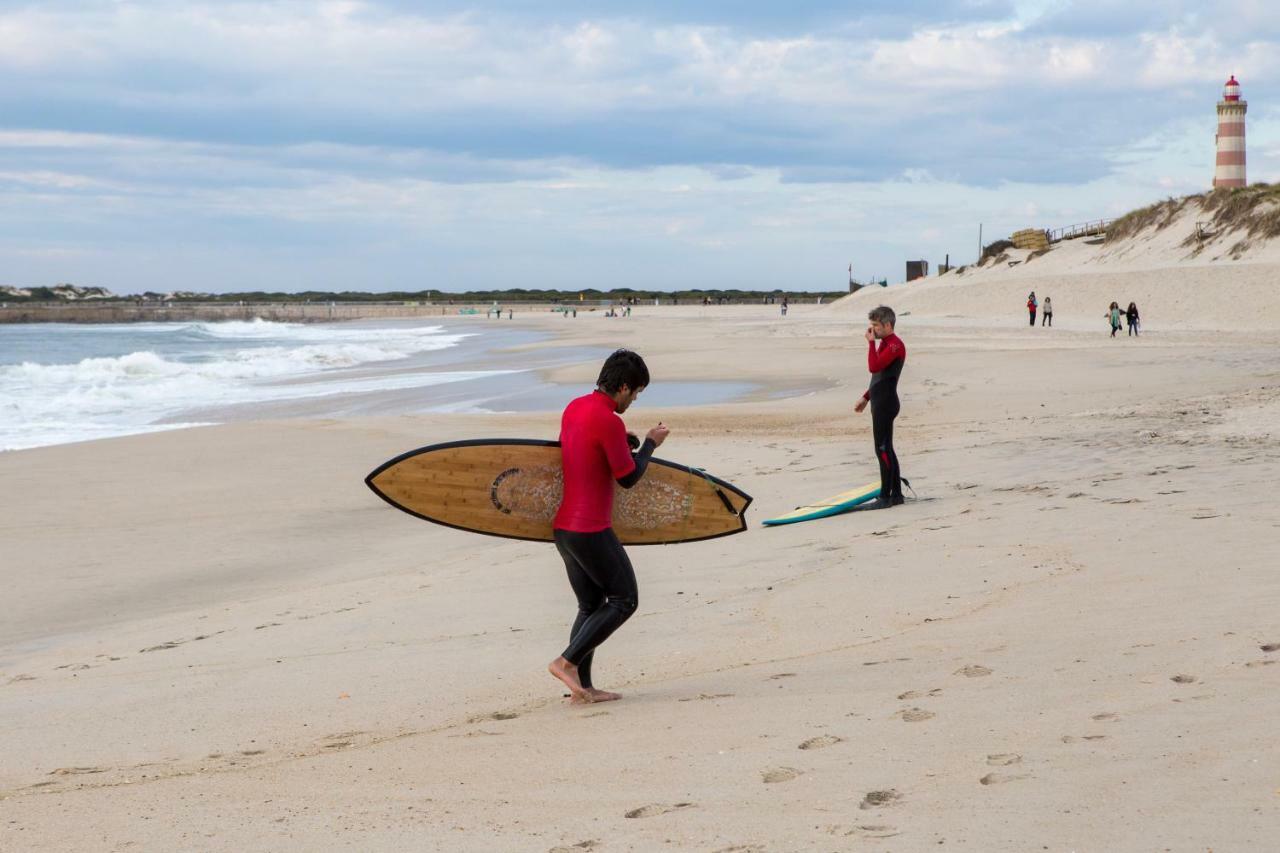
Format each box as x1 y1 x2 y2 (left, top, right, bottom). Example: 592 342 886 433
1107 302 1122 337
1027 292 1038 326
1126 302 1140 336
1042 296 1053 327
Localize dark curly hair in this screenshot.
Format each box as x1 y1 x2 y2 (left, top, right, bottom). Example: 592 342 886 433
596 349 650 393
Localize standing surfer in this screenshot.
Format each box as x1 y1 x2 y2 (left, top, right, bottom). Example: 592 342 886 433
548 349 669 703
853 306 906 508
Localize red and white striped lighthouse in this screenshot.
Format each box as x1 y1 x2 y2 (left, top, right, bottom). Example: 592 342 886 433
1213 75 1247 188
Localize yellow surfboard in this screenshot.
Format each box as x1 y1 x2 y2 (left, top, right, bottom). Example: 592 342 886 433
762 481 881 526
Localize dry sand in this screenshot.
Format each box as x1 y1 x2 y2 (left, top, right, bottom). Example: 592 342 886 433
2 297 1279 851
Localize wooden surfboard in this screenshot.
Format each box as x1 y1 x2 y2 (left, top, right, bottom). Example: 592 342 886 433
366 439 752 545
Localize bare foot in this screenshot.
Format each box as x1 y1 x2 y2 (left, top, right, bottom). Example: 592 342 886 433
548 657 592 703
569 688 621 704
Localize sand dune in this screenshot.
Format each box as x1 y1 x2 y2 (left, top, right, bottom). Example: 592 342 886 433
834 193 1280 331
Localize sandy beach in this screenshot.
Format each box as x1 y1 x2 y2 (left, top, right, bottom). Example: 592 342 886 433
3 285 1280 850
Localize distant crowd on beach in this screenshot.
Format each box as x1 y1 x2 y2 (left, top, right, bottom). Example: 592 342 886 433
1025 292 1141 337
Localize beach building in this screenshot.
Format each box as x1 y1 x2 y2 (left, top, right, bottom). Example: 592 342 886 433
1213 75 1247 188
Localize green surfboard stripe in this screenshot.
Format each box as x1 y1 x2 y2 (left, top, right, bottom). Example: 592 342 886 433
762 481 882 526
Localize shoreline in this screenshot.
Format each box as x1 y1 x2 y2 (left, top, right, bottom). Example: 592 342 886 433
0 298 833 325
1 311 839 451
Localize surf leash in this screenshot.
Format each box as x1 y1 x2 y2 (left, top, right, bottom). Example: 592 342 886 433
692 467 740 517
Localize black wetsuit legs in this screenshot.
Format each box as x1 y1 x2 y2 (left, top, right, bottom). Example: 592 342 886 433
871 397 902 502
555 528 638 688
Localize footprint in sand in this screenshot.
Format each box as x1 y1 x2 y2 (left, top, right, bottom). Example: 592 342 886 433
897 689 942 700
954 665 992 678
1260 643 1280 653
1091 712 1119 722
468 711 520 723
761 767 802 784
712 845 766 853
1246 660 1277 668
767 673 797 681
1170 674 1198 684
979 772 1029 785
896 707 935 723
320 731 366 750
138 631 226 653
986 754 1021 766
859 789 901 810
678 693 735 702
548 841 598 853
826 825 900 839
49 766 109 776
624 802 695 819
798 735 843 751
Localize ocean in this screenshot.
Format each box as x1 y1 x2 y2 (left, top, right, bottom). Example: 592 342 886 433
0 319 756 451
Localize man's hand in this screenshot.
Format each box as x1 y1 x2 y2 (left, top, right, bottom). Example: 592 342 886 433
854 398 868 414
864 326 875 343
647 423 670 447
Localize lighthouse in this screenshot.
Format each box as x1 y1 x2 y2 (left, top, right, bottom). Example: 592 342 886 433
1213 75 1247 189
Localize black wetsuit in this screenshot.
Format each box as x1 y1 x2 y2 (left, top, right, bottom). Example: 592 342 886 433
554 434 656 688
864 334 906 504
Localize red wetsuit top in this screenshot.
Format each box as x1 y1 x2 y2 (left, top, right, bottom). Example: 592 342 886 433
861 333 906 402
554 390 636 532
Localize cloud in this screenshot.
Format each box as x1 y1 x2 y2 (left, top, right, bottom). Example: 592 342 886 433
0 0 1277 291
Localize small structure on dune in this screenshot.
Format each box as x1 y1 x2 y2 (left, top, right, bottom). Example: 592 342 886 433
905 260 929 281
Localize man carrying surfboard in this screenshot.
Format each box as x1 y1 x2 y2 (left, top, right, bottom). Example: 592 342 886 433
548 349 669 703
853 306 906 508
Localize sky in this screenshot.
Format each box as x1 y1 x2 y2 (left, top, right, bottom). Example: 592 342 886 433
2 1 1278 294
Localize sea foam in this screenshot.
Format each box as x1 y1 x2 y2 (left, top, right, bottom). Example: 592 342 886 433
0 320 502 450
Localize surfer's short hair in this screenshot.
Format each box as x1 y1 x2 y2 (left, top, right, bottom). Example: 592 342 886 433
868 306 896 327
597 349 650 393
